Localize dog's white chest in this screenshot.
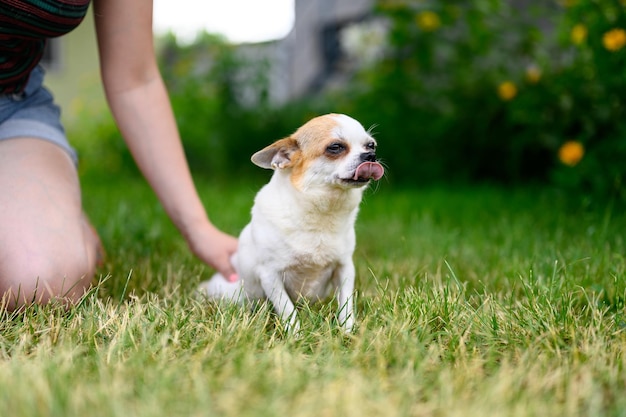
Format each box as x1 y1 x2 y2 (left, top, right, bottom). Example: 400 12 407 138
265 225 353 300
243 183 358 299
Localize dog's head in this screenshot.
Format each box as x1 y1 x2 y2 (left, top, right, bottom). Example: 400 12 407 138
251 114 384 191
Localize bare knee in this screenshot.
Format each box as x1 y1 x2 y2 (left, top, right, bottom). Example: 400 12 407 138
0 248 94 311
0 138 100 311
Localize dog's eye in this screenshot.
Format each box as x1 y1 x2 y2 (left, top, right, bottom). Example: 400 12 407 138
326 142 346 155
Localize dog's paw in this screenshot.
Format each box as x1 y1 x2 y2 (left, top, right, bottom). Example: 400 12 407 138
196 273 245 304
342 318 355 334
286 323 302 338
281 315 301 337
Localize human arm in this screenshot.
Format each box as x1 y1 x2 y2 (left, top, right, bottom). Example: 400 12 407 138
92 0 237 279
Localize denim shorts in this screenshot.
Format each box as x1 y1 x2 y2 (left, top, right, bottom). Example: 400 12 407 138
0 66 78 164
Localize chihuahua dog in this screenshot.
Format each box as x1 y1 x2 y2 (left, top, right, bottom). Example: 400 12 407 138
197 113 384 333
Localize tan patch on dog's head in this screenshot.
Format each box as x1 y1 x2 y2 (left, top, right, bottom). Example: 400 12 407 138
251 113 373 191
251 114 346 189
288 114 345 188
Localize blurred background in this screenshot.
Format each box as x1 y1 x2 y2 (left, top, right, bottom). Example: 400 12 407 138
44 0 626 201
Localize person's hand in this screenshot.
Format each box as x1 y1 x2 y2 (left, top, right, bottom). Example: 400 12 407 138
186 222 238 281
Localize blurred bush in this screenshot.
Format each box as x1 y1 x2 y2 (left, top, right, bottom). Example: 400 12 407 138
157 32 320 178
334 0 626 200
70 1 626 201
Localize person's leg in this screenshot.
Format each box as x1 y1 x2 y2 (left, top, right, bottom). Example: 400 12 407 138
0 137 101 310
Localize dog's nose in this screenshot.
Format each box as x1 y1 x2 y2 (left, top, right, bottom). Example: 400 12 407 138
360 152 377 162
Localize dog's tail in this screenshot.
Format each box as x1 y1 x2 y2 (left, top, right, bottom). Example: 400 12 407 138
196 273 246 305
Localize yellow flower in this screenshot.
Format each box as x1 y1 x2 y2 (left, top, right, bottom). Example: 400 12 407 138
525 65 541 84
602 28 626 51
558 141 584 166
570 24 588 45
415 11 441 32
497 81 517 101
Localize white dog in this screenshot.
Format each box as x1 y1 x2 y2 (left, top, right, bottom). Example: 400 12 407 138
197 113 384 333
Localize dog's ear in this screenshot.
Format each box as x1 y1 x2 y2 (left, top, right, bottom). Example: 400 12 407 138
251 137 300 170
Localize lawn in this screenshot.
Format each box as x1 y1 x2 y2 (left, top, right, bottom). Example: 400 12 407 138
1 171 625 417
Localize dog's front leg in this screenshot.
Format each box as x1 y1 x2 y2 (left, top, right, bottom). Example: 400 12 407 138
333 262 356 333
259 270 300 334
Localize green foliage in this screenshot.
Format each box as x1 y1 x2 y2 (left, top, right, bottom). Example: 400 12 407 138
548 0 626 200
64 96 137 178
333 0 626 199
331 1 555 183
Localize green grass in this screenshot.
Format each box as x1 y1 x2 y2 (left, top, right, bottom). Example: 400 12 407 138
1 172 625 417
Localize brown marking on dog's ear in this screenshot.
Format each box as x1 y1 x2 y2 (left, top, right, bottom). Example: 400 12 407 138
251 137 300 170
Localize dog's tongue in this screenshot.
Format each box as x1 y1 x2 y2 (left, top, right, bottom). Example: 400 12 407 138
353 161 384 181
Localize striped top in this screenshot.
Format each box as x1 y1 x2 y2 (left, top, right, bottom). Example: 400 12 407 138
0 0 91 94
